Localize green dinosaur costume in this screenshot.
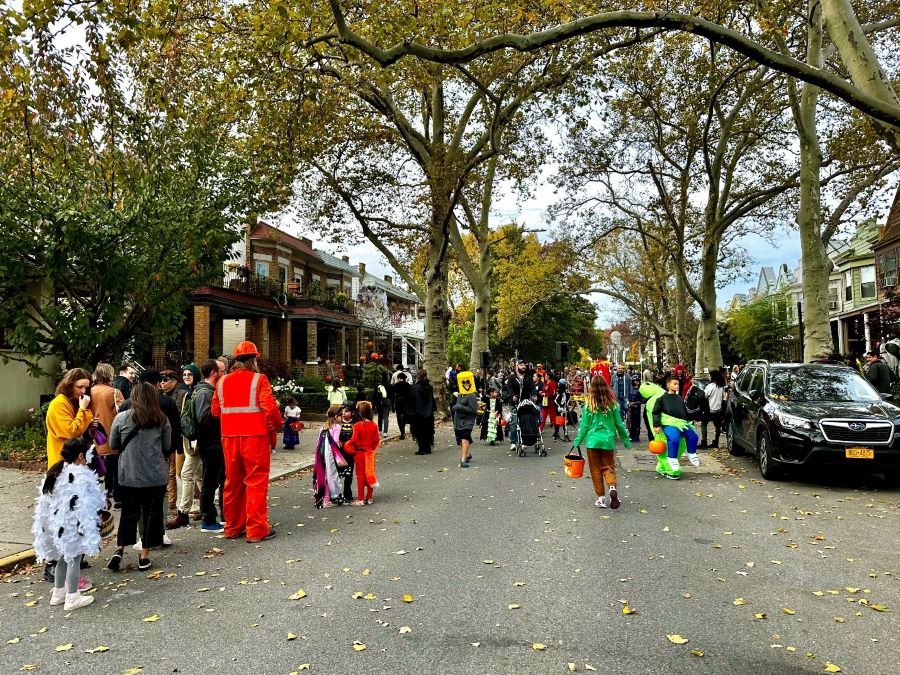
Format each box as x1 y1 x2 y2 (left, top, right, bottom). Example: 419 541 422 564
639 382 686 479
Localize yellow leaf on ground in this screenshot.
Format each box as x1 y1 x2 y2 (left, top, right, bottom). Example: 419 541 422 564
402 594 413 603
508 604 521 610
122 669 144 675
286 633 297 641
85 646 109 653
289 589 307 600
813 591 825 597
782 608 796 615
824 663 842 673
55 644 73 652
834 617 844 623
482 560 494 564
20 666 38 672
351 592 363 600
585 666 597 672
142 615 160 622
7 638 21 644
363 593 377 601
845 587 859 594
870 604 890 612
352 641 367 652
515 582 526 587
23 601 36 607
531 643 546 651
733 598 746 606
754 613 767 620
297 665 311 671
623 606 636 615
399 626 412 634
362 569 370 576
690 650 704 657
667 635 689 644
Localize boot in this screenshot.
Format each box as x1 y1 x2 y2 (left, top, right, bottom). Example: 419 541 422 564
166 512 189 529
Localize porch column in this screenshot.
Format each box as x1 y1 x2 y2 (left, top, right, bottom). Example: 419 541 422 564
836 318 846 354
338 327 347 365
348 326 360 366
193 306 211 362
306 320 318 364
253 318 269 358
864 312 872 351
281 319 292 369
401 338 408 368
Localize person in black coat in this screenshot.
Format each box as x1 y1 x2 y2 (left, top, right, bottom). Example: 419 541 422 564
410 369 436 455
392 372 413 440
479 389 504 444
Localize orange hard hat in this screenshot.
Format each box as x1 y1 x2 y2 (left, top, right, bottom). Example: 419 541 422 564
233 340 260 358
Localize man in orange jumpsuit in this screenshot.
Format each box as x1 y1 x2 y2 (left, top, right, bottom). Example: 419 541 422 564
211 341 283 543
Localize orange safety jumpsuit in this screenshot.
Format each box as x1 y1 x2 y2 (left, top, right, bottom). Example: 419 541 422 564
212 369 283 541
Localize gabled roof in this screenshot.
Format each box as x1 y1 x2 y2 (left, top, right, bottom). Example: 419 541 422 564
757 266 776 294
250 221 321 261
317 251 359 277
875 184 900 252
360 272 419 303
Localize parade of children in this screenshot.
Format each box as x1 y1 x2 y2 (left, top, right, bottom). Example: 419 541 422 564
28 350 725 620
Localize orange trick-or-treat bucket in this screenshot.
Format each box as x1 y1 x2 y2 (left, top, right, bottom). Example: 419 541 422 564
563 449 585 479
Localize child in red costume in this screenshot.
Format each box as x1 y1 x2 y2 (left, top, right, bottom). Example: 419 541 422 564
344 401 380 505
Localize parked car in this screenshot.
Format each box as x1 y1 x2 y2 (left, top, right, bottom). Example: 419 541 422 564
725 361 900 480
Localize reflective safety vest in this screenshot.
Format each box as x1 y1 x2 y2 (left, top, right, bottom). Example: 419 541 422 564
212 370 281 437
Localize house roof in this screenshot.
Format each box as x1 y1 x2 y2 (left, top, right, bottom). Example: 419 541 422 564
875 184 900 252
317 251 359 277
250 221 322 261
360 272 419 303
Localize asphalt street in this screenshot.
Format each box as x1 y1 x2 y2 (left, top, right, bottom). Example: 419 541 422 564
0 427 897 674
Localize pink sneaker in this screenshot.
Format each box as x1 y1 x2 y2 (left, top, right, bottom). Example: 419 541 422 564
77 577 92 592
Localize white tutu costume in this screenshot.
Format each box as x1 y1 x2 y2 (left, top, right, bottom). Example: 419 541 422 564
32 463 105 564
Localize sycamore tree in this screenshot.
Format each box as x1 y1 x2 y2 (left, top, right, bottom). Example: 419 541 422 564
0 2 290 373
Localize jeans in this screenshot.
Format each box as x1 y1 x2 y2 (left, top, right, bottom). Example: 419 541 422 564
378 403 391 434
199 447 225 525
396 408 407 437
702 410 724 446
627 404 643 441
617 398 627 420
177 452 203 514
662 425 699 459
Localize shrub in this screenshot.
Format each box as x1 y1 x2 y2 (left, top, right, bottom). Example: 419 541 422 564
0 403 50 463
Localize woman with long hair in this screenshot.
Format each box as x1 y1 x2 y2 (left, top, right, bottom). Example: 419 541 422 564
106 382 172 572
90 363 122 503
700 369 727 449
571 376 631 510
46 368 95 468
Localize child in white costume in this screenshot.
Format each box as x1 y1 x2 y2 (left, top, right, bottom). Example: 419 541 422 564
32 437 105 611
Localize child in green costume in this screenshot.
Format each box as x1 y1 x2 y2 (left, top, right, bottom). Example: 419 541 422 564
639 381 691 479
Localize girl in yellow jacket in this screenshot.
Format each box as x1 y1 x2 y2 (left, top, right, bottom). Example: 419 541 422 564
571 375 631 509
45 368 94 467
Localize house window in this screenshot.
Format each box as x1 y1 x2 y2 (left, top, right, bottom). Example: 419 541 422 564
828 286 838 311
255 261 269 278
860 265 876 299
844 270 853 302
279 265 287 285
883 252 897 288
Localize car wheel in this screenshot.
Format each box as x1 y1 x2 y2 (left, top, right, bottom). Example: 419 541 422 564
756 428 781 480
725 420 744 456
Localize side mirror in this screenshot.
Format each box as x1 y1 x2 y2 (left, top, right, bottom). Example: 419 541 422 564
881 393 893 401
748 389 759 401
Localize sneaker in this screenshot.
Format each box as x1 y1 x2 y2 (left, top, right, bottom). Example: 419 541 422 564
687 453 700 467
133 539 143 551
49 587 66 606
200 522 224 533
608 487 620 510
63 592 94 611
510 444 516 452
107 551 123 572
77 577 92 592
247 529 276 544
667 457 681 472
458 461 469 469
138 557 152 570
595 496 609 508
166 512 189 529
162 533 172 546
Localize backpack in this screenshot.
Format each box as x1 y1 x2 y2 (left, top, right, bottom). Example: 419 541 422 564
180 389 199 441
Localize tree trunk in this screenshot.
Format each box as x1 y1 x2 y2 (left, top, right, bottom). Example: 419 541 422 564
673 270 688 363
820 0 900 149
468 242 491 369
797 1 834 361
695 239 724 371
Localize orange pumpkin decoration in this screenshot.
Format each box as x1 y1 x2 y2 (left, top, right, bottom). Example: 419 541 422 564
324 374 333 383
367 341 375 349
370 352 380 360
554 415 567 427
648 439 667 455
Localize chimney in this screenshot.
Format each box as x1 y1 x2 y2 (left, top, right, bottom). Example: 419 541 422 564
300 236 312 246
341 255 349 264
384 275 393 285
358 262 366 277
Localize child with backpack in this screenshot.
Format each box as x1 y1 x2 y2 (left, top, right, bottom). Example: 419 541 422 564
32 437 105 611
343 401 381 505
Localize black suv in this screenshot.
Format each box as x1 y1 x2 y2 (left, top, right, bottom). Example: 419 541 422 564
725 361 900 480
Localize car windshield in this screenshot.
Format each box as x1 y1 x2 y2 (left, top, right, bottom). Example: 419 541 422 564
767 368 881 403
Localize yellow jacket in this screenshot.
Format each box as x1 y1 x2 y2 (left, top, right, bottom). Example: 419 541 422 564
45 394 93 467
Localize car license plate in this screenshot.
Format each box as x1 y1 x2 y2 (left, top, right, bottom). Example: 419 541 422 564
845 447 874 459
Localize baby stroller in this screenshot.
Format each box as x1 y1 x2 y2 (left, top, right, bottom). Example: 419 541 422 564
512 398 546 457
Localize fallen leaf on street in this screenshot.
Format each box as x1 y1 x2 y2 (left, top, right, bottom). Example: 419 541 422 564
531 643 546 651
402 594 413 603
289 589 307 600
399 626 412 634
782 608 796 615
142 615 160 622
287 633 298 641
824 663 842 673
870 604 890 612
623 606 636 615
585 666 596 672
55 644 73 652
7 638 20 644
568 663 576 672
508 604 521 610
754 613 767 620
690 650 704 657
363 593 377 600
352 592 364 600
84 646 109 653
123 668 144 674
352 641 367 651
667 635 689 644
20 666 38 672
733 598 746 606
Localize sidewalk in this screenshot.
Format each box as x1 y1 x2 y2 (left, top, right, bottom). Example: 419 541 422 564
0 427 401 571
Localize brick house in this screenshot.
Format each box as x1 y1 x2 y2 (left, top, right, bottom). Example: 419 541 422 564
169 221 363 380
875 185 900 341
